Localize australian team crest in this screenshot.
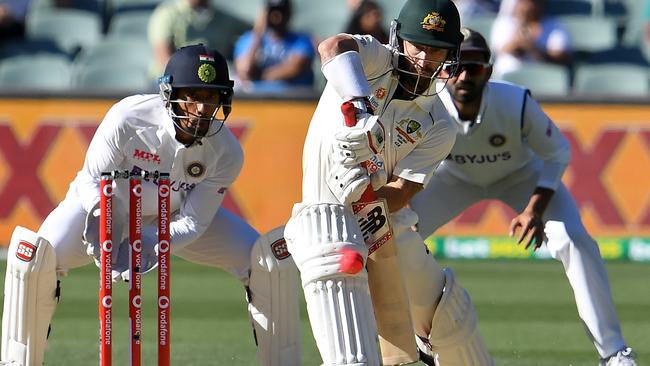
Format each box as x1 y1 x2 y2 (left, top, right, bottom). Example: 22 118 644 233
395 118 423 144
187 161 205 178
420 12 446 32
406 119 421 134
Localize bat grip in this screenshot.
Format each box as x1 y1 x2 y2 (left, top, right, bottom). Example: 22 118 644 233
342 101 378 203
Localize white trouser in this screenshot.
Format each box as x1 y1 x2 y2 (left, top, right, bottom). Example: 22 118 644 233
38 194 258 282
411 164 627 358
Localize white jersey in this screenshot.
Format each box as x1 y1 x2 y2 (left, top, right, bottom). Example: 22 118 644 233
301 34 457 205
67 94 243 249
437 80 570 189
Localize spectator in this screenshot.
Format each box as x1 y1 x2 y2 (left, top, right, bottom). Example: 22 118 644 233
344 0 388 44
0 0 30 41
490 0 571 78
453 0 499 22
233 0 315 92
147 0 250 79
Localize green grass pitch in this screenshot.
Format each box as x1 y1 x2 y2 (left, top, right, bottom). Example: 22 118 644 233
0 258 646 365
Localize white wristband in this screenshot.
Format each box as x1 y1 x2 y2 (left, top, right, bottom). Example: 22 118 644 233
321 50 370 101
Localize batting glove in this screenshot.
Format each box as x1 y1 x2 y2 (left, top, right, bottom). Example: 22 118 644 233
332 99 385 167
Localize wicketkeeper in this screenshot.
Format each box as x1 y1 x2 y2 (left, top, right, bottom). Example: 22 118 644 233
1 44 301 366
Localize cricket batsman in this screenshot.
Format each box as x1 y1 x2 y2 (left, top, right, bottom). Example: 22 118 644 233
1 45 301 366
283 0 494 364
410 28 638 366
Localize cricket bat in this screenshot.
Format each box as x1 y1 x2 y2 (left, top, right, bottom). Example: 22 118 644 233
342 102 419 365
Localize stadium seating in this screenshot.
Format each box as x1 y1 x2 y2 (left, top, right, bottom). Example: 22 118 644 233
500 62 570 96
72 61 152 93
291 0 350 41
0 39 69 60
573 63 650 96
73 39 152 71
545 0 592 16
557 16 618 53
211 0 261 24
462 15 495 45
0 55 72 90
107 10 153 40
25 8 103 55
110 0 164 13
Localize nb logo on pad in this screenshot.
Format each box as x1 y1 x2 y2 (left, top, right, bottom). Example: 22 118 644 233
16 241 37 262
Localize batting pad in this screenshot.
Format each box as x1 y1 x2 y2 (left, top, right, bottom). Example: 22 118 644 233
2 226 58 366
429 268 494 366
248 226 301 366
285 203 380 365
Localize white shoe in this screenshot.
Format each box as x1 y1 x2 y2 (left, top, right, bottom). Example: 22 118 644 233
600 347 638 366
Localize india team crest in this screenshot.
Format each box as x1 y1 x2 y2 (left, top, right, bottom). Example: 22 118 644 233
197 64 216 83
489 134 506 147
187 162 205 178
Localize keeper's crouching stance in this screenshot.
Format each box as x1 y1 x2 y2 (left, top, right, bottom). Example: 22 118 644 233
1 45 302 366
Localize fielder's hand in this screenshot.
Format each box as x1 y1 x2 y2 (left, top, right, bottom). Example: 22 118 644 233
332 99 385 167
509 210 546 250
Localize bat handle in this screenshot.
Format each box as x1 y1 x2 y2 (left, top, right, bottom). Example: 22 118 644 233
341 101 378 203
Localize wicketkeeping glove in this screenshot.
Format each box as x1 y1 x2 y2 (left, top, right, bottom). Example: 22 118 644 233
83 200 126 269
111 225 159 282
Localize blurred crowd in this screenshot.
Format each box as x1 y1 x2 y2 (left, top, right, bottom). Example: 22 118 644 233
0 0 648 97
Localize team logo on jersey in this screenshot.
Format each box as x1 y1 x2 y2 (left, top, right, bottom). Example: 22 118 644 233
187 162 205 178
421 12 446 32
198 63 216 83
374 87 387 100
271 238 291 260
133 149 161 164
489 134 506 147
395 118 422 145
16 241 37 262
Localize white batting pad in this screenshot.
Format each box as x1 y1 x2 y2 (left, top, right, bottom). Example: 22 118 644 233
428 268 494 366
1 226 58 366
248 226 301 366
285 203 379 365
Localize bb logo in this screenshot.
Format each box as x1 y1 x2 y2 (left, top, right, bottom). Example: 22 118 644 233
271 238 290 260
16 241 37 262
